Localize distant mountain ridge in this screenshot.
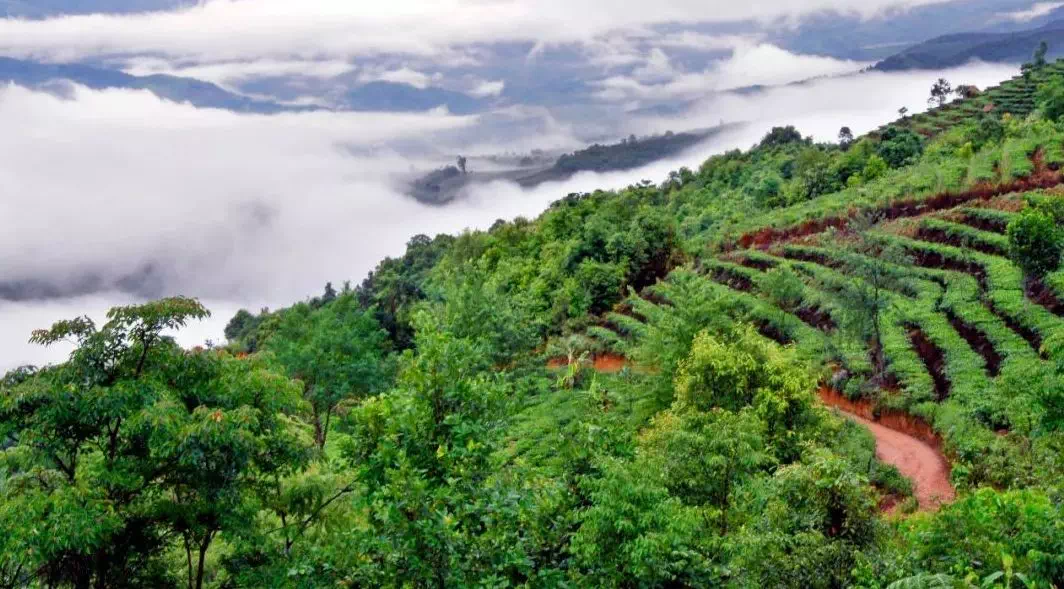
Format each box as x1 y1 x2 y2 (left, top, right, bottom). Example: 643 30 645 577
874 18 1064 71
0 56 310 113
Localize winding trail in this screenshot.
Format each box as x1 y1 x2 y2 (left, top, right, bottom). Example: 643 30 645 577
820 388 955 511
546 357 956 511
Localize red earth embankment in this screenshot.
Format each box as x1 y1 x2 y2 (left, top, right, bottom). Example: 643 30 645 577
819 387 955 511
547 353 628 373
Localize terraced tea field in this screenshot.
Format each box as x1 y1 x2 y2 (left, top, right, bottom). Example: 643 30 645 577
881 60 1064 139
585 116 1064 504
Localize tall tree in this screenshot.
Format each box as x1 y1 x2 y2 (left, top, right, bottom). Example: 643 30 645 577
265 293 391 450
928 78 953 108
0 298 311 589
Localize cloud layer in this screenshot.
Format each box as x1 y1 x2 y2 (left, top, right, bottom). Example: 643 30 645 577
0 0 953 63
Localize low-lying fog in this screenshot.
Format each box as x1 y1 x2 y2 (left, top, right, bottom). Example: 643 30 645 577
0 61 1019 371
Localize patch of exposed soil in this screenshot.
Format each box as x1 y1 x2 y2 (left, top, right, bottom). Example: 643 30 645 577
907 326 950 401
988 301 1045 355
755 321 794 345
546 353 628 374
1026 277 1064 317
707 267 755 292
956 213 1008 234
908 249 989 291
593 354 628 373
944 309 1002 377
796 305 837 332
819 387 954 511
914 226 1007 257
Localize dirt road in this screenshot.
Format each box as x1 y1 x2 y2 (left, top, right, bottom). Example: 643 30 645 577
831 405 955 510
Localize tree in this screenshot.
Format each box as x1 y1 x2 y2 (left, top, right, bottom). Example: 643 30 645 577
321 281 337 305
759 126 806 149
862 153 889 181
833 231 912 378
0 298 311 589
1034 40 1049 68
639 407 771 533
955 84 981 99
674 325 817 461
265 293 391 450
456 155 468 174
1036 78 1064 122
838 126 854 149
335 309 507 587
929 78 953 108
877 126 924 168
1007 208 1063 278
760 265 806 315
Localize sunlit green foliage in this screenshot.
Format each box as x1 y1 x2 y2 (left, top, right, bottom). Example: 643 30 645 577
9 60 1064 588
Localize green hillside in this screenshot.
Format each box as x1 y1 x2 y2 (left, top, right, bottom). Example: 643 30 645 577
884 58 1064 139
4 60 1064 588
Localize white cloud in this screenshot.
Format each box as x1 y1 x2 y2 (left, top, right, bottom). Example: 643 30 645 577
0 0 956 63
630 61 1019 139
655 32 756 52
121 57 357 86
592 43 869 102
996 1 1064 22
363 67 441 89
469 79 506 97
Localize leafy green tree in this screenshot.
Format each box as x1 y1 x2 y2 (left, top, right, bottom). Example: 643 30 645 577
760 264 806 315
1007 208 1062 278
1034 40 1049 68
570 458 718 587
838 126 855 149
674 326 817 461
747 449 879 587
1036 78 1064 122
639 408 771 533
331 309 507 587
759 126 807 149
863 153 889 181
265 293 391 450
929 78 953 108
833 233 911 377
877 126 924 168
0 298 311 589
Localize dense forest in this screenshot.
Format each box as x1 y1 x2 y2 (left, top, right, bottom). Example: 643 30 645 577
4 56 1064 588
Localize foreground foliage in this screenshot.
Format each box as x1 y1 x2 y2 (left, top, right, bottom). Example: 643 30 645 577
5 59 1064 588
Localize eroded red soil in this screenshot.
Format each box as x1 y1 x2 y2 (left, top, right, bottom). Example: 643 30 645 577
819 387 955 511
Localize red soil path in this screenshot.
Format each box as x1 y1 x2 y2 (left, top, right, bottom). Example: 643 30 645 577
547 353 628 373
819 387 955 511
545 354 956 512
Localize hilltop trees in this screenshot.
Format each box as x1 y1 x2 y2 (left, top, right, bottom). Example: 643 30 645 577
929 78 953 107
838 126 855 149
0 299 312 589
264 293 392 450
759 126 806 149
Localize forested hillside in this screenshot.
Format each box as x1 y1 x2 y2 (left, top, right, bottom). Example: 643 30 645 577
4 57 1064 588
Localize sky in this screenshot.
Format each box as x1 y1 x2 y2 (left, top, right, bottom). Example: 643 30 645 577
0 0 1042 370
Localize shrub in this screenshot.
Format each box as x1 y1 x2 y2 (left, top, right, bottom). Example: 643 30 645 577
1036 78 1064 122
1007 209 1063 277
876 126 924 168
